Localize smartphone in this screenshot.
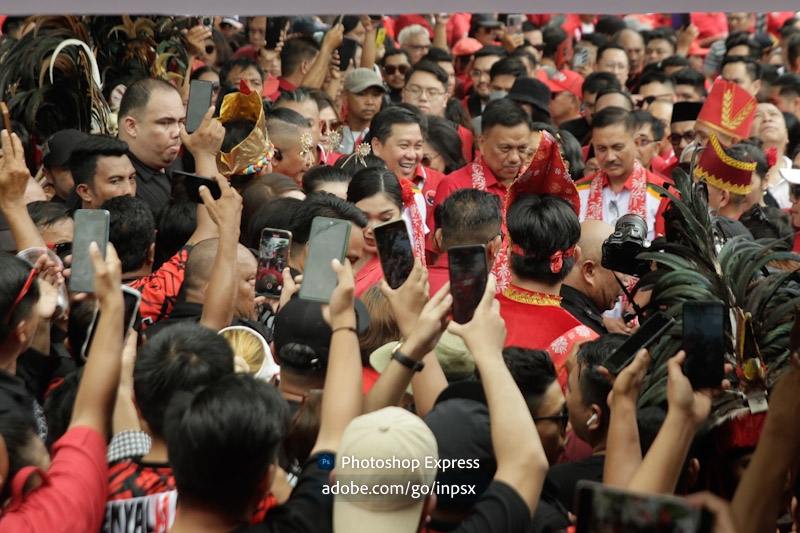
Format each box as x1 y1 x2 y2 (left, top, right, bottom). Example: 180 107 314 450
506 14 523 35
298 217 351 303
602 311 675 375
374 220 414 290
265 16 287 49
576 480 712 533
173 170 222 203
81 285 142 359
257 228 293 297
338 38 359 71
375 27 386 48
683 300 726 389
448 244 488 325
185 80 213 134
573 47 591 68
70 209 110 293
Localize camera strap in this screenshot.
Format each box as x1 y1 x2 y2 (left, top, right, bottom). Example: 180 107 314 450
613 273 645 325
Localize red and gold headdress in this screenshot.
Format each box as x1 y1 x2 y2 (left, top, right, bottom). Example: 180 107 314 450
216 80 273 177
694 131 756 195
696 80 757 141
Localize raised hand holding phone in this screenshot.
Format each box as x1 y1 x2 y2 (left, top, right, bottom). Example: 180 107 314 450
380 257 430 338
70 210 110 293
447 274 506 358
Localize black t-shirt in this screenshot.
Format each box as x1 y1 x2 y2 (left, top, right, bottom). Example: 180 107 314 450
559 117 591 146
447 481 531 533
546 455 605 514
530 478 570 533
231 453 334 533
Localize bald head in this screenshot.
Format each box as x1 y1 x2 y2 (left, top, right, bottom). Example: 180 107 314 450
564 220 625 312
577 220 615 264
184 239 255 299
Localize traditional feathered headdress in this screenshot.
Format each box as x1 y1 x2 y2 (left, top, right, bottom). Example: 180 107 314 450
216 80 273 177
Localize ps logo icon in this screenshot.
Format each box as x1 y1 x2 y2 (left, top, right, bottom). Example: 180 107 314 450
318 453 334 470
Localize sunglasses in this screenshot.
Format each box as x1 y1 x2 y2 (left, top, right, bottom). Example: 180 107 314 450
384 64 410 76
205 44 215 55
533 405 569 430
4 268 36 323
47 241 73 260
669 131 697 146
321 119 343 135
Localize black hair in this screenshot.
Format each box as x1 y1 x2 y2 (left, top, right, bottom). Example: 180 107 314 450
268 106 313 128
724 32 760 59
333 153 387 177
592 106 635 131
739 205 794 250
424 116 466 174
154 200 197 270
489 57 525 80
365 105 426 145
439 188 502 249
219 56 265 86
247 197 303 250
164 373 289 516
541 26 567 60
503 347 557 417
280 37 320 78
473 45 507 61
576 334 626 422
660 55 691 70
118 77 180 120
27 201 71 229
381 47 413 66
306 87 338 114
0 412 39 501
423 47 453 63
66 298 95 362
191 65 220 82
521 21 541 33
0 253 41 343
557 129 586 179
221 118 258 153
346 167 403 210
721 55 762 81
277 343 328 379
671 67 708 97
1 16 26 36
44 368 83 449
68 135 130 187
509 47 539 70
632 110 666 141
773 73 800 99
787 35 800 72
645 26 677 47
580 32 609 48
445 98 474 132
597 42 627 64
103 195 156 273
481 99 533 133
595 88 634 111
133 322 235 439
290 194 367 246
506 194 581 284
582 71 622 96
736 142 768 179
405 60 448 89
784 111 800 158
274 87 314 107
302 166 352 195
636 71 675 93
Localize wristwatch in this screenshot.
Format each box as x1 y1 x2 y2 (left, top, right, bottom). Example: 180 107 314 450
391 343 425 372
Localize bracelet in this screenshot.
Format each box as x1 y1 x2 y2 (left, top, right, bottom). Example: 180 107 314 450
332 326 358 335
391 344 425 372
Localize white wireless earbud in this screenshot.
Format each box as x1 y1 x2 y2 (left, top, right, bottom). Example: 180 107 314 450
586 413 598 427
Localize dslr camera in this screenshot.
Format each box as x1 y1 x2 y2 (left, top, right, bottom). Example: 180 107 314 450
601 214 651 277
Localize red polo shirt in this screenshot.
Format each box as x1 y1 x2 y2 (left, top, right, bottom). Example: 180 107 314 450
433 157 509 219
427 253 450 297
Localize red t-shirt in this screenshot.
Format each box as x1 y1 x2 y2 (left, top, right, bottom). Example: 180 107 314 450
0 427 107 533
126 247 190 327
427 253 450 298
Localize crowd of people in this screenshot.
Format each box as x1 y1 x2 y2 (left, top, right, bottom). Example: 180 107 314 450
1 10 800 533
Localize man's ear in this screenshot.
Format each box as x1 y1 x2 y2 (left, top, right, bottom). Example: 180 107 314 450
477 134 485 155
13 319 29 346
432 228 444 254
122 114 138 139
146 243 156 267
719 189 731 208
587 404 603 431
75 183 93 205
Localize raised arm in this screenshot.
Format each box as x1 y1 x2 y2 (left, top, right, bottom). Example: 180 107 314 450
359 15 377 70
69 243 124 435
448 275 548 514
310 258 362 455
303 24 344 89
0 130 46 250
198 173 243 332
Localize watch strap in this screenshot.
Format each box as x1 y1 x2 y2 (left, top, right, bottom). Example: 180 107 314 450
391 348 425 372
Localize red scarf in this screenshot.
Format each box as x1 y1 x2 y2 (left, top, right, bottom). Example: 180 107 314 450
399 178 427 266
585 160 648 222
469 156 511 292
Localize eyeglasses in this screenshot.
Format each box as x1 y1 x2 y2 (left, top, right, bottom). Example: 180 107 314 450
637 135 655 147
205 44 215 55
384 64 410 76
47 241 72 259
669 131 696 146
534 405 569 430
469 68 491 79
404 85 445 99
321 119 343 136
4 268 36 323
421 153 440 167
486 230 505 243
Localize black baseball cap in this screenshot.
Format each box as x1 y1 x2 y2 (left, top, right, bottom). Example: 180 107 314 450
42 129 88 168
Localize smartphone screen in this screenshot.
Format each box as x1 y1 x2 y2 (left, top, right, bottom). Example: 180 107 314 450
81 285 141 359
448 244 488 325
375 27 386 48
576 480 708 533
70 210 110 293
338 38 359 71
573 47 590 68
683 300 726 389
265 17 286 49
602 311 675 375
186 80 213 134
298 217 351 303
257 228 292 297
507 14 522 34
173 170 222 203
374 220 414 290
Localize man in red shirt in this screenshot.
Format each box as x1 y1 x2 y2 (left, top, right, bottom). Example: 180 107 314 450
427 188 503 296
